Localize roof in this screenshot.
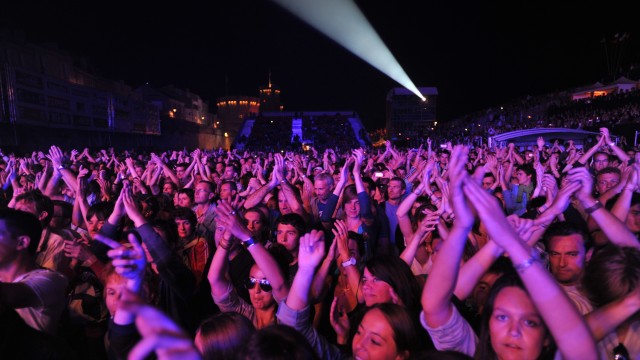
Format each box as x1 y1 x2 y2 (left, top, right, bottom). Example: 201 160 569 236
387 87 439 97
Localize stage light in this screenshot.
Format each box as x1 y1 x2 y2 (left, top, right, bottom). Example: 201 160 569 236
272 0 425 101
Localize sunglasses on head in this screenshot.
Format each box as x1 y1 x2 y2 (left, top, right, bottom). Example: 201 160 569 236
245 277 272 292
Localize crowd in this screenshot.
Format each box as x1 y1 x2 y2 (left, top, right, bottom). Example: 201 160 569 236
411 88 640 148
0 125 639 359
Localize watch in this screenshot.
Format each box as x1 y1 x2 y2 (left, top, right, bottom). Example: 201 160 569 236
341 257 357 268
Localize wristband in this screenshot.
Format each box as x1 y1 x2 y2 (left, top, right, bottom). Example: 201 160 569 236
514 250 540 274
584 200 603 215
241 237 256 249
57 165 66 170
341 257 356 268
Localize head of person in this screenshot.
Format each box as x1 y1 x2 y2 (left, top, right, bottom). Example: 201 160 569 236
195 312 255 360
86 202 115 239
361 256 422 312
173 206 197 240
0 209 42 266
50 200 73 230
346 231 366 265
246 263 277 312
214 162 225 176
134 160 145 178
543 221 589 286
194 180 216 205
102 263 127 317
352 303 418 360
361 176 377 199
624 193 640 233
595 167 621 195
276 186 302 216
162 181 178 196
482 173 496 190
14 190 53 228
244 206 269 243
592 152 610 172
175 163 187 178
515 164 535 187
275 213 305 256
342 184 362 219
219 181 237 202
477 271 555 360
438 150 450 167
176 188 195 208
471 257 512 315
582 244 640 308
138 194 160 221
239 324 319 360
386 177 406 201
223 163 238 180
313 173 334 201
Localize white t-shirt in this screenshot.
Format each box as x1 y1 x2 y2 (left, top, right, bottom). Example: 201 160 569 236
13 268 68 335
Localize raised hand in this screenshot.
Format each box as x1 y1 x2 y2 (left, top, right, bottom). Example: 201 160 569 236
448 145 474 228
214 200 251 241
297 229 326 270
46 145 66 169
116 289 200 360
565 167 594 203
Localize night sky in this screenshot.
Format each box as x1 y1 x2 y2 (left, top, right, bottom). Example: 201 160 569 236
3 1 639 130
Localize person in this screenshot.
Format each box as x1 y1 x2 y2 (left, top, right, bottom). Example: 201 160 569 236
239 324 320 360
243 205 271 245
0 208 68 335
543 221 593 314
277 229 421 360
322 150 379 259
176 188 195 208
421 145 597 359
582 244 640 359
192 180 217 237
502 163 536 216
195 312 255 360
208 200 289 329
13 189 72 274
309 172 335 224
174 206 211 286
274 213 306 283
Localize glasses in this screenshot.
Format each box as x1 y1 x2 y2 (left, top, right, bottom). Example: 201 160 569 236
245 277 272 292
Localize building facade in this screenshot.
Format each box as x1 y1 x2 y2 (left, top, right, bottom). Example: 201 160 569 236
386 87 438 146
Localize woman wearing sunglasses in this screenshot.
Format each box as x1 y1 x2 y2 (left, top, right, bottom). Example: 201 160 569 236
207 201 289 329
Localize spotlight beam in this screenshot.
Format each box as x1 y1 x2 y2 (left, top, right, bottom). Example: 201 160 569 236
272 0 425 101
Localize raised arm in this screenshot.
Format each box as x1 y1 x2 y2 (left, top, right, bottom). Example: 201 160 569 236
463 169 598 360
216 200 289 302
243 168 279 209
422 145 475 328
602 127 631 165
567 167 639 249
285 230 325 310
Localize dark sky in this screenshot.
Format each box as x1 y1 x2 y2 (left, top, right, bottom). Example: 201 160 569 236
3 1 639 130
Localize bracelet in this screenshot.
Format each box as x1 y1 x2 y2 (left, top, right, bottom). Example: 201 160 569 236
608 142 615 147
584 200 603 214
57 165 66 170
